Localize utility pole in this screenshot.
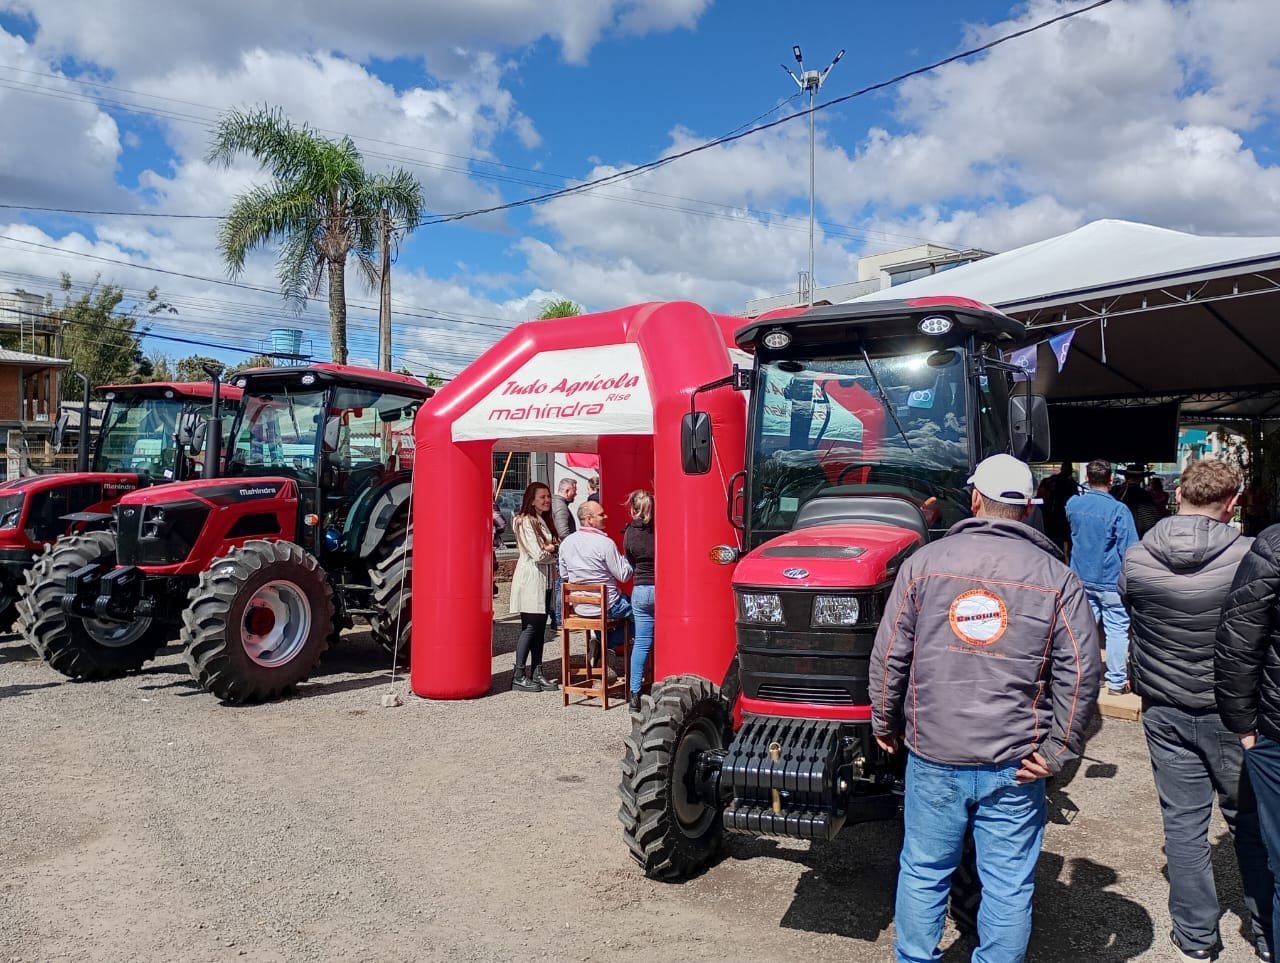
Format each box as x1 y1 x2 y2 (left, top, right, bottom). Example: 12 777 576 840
378 207 392 371
783 45 844 306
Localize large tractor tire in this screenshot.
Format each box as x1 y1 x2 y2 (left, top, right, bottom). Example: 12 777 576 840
618 675 732 881
369 532 410 666
181 540 333 704
16 532 168 678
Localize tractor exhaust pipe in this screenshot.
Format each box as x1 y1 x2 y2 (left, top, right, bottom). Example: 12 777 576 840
75 373 91 473
204 365 223 480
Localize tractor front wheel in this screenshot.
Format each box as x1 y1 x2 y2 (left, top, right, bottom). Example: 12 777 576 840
181 540 333 703
618 675 731 881
369 533 410 666
17 532 168 678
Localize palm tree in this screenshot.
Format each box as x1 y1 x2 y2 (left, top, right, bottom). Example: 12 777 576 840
208 107 425 364
537 298 583 319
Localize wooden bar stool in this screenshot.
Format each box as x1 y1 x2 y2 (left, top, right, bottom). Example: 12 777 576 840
560 582 630 710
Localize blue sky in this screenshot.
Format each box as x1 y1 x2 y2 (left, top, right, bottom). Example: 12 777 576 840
0 0 1277 377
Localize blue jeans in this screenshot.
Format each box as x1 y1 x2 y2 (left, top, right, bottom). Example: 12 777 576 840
605 594 632 652
629 584 655 694
1144 703 1273 954
1246 735 1280 954
550 574 563 630
896 753 1046 963
1086 589 1130 690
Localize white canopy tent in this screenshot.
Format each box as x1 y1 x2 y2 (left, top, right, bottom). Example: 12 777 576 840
852 220 1280 420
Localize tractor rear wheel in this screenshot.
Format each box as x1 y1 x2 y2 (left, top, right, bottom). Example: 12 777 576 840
17 532 168 678
181 540 333 703
369 532 410 666
618 675 731 881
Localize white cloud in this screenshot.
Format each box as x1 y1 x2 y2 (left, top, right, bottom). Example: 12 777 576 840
7 0 712 76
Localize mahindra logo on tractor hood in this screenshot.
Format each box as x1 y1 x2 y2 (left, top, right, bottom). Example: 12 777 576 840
782 567 809 580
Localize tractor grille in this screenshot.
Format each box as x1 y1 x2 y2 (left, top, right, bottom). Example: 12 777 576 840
756 684 855 706
115 500 210 566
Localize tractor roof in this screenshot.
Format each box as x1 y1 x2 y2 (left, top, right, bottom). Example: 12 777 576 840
98 381 244 401
735 296 1025 355
230 363 434 399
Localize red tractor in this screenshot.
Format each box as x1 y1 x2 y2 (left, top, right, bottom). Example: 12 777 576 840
0 380 239 633
19 363 430 701
618 299 1048 917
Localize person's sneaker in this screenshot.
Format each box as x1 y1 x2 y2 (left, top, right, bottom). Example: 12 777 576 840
1170 934 1215 962
1107 682 1132 696
1256 941 1274 963
532 671 560 692
511 671 541 693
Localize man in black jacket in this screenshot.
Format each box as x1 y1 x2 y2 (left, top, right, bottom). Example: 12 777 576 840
1124 460 1272 962
1219 500 1280 963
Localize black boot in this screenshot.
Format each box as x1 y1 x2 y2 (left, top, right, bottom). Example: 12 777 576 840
511 669 540 692
532 669 560 691
629 691 642 713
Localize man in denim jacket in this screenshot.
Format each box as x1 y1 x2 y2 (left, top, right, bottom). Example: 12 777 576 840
1067 459 1139 695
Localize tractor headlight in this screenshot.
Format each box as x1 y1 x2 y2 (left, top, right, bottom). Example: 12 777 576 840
812 595 861 626
0 493 24 529
739 592 784 624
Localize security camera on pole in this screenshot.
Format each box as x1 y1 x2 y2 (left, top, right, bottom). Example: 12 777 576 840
782 45 844 306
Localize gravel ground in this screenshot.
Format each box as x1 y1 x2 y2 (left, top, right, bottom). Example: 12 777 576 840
0 584 1257 962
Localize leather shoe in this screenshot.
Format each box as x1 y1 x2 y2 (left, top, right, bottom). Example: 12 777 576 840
1256 942 1274 963
629 691 642 713
1169 934 1214 962
532 671 560 691
511 671 541 693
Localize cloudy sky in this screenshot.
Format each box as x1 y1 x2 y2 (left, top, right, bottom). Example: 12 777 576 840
0 0 1277 377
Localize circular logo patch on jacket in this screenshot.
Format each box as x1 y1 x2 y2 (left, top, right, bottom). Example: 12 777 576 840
948 589 1009 646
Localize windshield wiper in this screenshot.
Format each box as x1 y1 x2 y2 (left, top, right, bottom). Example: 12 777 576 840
860 345 914 453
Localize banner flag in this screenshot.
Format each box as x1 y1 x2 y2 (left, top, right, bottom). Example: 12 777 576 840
1006 343 1038 382
1049 329 1076 373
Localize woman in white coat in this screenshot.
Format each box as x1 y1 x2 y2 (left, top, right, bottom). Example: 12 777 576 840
509 482 560 692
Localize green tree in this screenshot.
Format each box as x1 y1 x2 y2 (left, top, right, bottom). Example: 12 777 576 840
175 355 225 382
226 354 279 377
537 298 583 319
208 106 426 365
55 274 169 399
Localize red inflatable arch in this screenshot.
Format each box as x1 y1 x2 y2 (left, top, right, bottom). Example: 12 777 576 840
411 301 752 699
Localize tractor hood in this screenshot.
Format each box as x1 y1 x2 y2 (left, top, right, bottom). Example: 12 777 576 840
0 472 144 496
116 476 295 508
733 523 922 590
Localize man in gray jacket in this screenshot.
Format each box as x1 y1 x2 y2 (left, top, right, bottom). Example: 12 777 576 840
1122 459 1273 963
870 453 1101 963
549 478 578 630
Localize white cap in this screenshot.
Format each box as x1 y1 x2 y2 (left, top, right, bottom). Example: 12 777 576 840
968 454 1041 505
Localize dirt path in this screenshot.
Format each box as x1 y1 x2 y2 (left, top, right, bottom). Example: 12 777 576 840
0 596 1248 961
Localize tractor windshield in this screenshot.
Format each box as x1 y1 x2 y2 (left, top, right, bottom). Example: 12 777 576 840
748 349 974 537
94 396 186 479
227 389 328 482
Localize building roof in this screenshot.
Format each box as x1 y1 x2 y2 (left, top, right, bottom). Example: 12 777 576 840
0 347 70 368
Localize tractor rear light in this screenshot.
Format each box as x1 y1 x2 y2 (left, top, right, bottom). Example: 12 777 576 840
739 593 783 624
812 595 861 626
303 513 320 527
708 545 739 565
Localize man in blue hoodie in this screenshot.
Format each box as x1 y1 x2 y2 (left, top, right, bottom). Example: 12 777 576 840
1067 459 1139 695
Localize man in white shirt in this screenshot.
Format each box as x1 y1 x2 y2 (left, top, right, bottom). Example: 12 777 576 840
559 500 633 660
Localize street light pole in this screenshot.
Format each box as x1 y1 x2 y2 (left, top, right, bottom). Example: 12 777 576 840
784 45 844 305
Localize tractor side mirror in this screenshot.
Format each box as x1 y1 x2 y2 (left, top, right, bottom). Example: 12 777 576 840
189 422 207 455
51 411 69 452
1009 394 1050 463
681 411 713 475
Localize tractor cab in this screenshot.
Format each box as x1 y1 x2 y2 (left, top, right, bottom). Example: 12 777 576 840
619 298 1049 883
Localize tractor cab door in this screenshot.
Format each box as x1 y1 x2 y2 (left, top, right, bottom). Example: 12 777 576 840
319 388 422 556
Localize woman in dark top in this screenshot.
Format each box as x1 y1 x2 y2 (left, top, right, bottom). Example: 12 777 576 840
623 489 655 713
